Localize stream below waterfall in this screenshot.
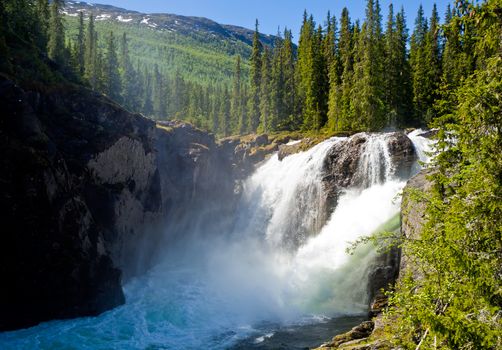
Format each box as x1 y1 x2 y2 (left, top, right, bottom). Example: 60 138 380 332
0 131 432 350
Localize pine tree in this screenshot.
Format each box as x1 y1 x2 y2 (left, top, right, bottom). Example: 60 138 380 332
142 67 154 116
409 4 429 125
422 4 441 122
104 31 121 102
76 11 85 76
247 19 262 133
47 0 65 65
281 28 297 129
298 14 328 131
395 7 412 126
383 4 411 126
259 47 271 132
352 0 386 130
269 30 284 131
334 8 355 131
120 32 140 111
231 55 244 133
297 11 314 126
84 14 98 89
35 0 50 51
152 64 166 118
220 87 231 136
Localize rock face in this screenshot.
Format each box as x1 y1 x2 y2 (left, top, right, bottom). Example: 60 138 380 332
322 131 416 218
0 77 234 331
400 168 433 280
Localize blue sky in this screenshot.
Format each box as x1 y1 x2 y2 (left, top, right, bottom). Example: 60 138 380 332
97 0 452 40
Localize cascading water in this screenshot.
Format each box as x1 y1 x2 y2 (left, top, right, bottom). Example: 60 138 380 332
0 132 433 350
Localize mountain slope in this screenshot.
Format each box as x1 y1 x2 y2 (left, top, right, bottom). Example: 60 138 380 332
63 1 278 84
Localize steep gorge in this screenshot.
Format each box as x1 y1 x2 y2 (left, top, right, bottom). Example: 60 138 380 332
0 76 238 330
0 76 431 349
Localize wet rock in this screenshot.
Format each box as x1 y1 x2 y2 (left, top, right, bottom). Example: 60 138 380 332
318 321 375 348
400 169 433 280
386 132 417 180
0 76 235 331
322 132 416 217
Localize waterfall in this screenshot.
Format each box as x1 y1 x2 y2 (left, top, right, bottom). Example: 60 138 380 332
0 131 434 350
356 133 394 186
233 137 344 249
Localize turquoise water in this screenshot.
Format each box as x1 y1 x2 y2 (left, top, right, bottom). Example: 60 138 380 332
0 254 364 350
0 132 427 350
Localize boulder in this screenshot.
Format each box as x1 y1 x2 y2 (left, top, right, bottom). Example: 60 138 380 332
322 132 416 214
318 321 375 349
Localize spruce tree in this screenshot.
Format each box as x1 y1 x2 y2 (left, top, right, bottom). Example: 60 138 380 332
247 19 262 133
47 0 65 65
383 4 412 126
120 32 140 111
84 14 98 89
336 8 355 131
35 0 50 51
259 47 271 132
104 31 121 102
152 64 166 118
395 7 413 126
281 28 297 129
352 0 386 130
297 11 314 126
220 87 231 136
410 4 429 125
76 11 85 76
422 4 441 122
231 55 244 133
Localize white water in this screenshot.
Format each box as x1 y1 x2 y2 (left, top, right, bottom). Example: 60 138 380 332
0 132 433 350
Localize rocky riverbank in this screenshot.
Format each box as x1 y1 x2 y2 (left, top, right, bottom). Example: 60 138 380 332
315 169 431 350
0 74 429 334
0 76 242 331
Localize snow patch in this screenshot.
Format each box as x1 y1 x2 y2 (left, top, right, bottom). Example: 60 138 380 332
96 14 111 21
117 15 133 23
140 17 150 24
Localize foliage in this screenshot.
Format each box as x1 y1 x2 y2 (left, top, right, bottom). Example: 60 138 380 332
383 1 502 348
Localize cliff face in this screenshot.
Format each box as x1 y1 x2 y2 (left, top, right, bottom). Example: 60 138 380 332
0 77 235 331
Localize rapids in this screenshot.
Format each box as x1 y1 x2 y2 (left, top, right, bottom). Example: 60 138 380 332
0 131 432 350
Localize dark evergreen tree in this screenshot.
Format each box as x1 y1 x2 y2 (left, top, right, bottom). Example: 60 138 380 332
35 0 50 50
231 55 244 133
48 0 65 65
76 11 85 76
84 14 98 89
104 31 121 102
352 0 386 130
220 87 231 136
247 19 262 133
120 32 140 111
280 28 297 129
383 4 412 126
409 4 429 125
259 46 271 132
269 29 284 131
422 4 441 122
331 8 355 131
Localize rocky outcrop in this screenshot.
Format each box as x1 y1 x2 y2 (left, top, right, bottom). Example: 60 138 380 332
400 168 433 280
315 169 433 349
219 132 295 179
317 321 376 349
0 77 234 331
322 131 416 218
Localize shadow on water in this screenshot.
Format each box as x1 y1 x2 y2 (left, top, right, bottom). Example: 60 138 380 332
231 315 366 350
